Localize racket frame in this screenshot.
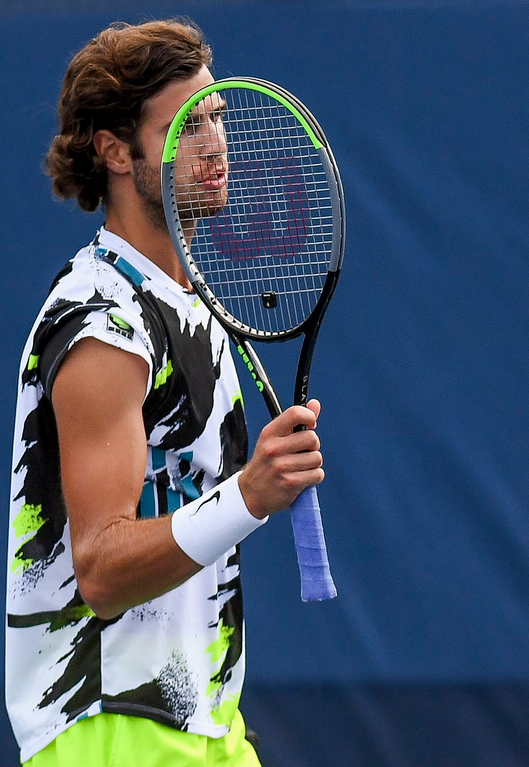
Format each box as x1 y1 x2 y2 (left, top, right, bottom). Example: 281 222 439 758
161 76 345 408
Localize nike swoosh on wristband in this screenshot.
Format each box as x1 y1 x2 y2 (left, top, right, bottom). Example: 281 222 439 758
191 491 221 516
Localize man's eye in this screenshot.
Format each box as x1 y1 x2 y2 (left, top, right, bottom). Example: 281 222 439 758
182 120 199 135
211 108 225 123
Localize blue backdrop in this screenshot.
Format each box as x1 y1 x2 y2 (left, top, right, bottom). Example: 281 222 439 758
2 1 529 765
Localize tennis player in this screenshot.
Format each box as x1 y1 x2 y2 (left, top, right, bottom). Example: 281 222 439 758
6 18 324 767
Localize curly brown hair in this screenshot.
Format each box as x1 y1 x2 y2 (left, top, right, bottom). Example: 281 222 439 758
45 19 212 212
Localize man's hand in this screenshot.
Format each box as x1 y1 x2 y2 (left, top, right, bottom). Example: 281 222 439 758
238 399 324 519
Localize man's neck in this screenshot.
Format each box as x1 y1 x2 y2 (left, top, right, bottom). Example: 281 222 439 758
104 192 192 288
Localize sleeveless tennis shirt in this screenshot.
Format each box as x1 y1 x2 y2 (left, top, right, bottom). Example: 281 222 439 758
6 228 251 763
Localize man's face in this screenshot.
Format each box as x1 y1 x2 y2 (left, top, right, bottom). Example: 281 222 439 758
130 65 228 230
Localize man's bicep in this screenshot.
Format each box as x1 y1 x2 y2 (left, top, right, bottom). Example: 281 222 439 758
51 337 150 545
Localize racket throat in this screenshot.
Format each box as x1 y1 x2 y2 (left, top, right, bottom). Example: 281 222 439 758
233 335 283 418
294 329 319 407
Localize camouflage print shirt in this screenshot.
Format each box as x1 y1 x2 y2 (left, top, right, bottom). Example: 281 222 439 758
6 228 250 762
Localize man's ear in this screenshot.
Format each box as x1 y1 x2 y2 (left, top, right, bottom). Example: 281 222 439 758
93 129 132 175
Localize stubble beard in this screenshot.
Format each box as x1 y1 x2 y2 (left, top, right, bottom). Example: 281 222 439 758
131 157 226 237
131 156 169 233
131 144 229 236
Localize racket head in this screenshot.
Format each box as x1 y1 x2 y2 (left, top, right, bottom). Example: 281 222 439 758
161 77 345 341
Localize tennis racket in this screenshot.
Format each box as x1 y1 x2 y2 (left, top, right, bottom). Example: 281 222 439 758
161 77 345 601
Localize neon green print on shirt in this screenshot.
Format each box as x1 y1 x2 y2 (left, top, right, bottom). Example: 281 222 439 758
210 692 241 726
206 620 241 725
109 314 131 331
11 502 45 573
206 620 235 665
232 388 244 407
154 358 174 389
48 605 96 632
27 354 40 371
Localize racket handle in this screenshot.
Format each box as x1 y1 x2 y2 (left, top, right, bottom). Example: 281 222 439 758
290 486 337 602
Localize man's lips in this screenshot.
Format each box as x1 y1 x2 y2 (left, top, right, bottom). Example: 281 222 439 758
199 168 228 190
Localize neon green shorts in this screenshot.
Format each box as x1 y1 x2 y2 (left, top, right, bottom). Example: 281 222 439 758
23 709 262 767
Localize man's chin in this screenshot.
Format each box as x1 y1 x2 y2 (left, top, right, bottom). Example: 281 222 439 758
178 196 229 221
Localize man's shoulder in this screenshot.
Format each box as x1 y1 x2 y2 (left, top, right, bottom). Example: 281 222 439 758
44 236 145 313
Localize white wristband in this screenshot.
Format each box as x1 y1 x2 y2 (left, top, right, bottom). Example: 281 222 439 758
170 472 268 566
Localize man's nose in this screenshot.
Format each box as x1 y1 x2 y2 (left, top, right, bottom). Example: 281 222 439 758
199 121 227 157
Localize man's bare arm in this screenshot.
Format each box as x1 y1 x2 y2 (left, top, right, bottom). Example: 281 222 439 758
53 337 324 620
52 337 202 620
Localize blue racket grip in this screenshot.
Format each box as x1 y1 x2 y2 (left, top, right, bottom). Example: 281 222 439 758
290 485 337 602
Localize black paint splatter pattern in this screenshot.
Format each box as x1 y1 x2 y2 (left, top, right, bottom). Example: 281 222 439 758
6 230 249 759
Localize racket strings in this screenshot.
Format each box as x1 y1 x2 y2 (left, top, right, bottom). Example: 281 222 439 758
175 89 335 334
